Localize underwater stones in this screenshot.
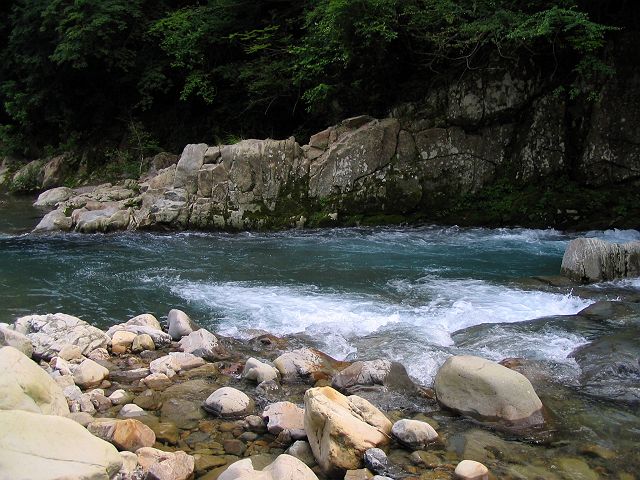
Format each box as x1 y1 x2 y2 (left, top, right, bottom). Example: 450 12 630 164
434 355 544 427
454 460 489 480
304 386 392 475
217 454 318 480
14 313 110 360
203 387 254 419
0 346 70 416
391 419 438 449
561 238 640 283
243 357 280 383
0 410 122 480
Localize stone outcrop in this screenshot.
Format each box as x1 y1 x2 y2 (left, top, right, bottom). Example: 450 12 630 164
0 410 122 480
0 346 70 416
14 313 110 360
434 355 544 427
303 386 392 476
561 238 640 283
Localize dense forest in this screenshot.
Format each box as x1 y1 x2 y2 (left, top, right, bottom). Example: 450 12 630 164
0 0 636 165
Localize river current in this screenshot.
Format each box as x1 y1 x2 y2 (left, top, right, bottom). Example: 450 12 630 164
2 195 640 475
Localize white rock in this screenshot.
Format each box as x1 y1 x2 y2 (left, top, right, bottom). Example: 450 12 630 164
14 313 110 360
106 324 171 347
203 387 254 418
455 460 489 480
50 356 73 376
119 450 139 475
178 328 222 359
262 402 306 439
109 389 130 405
58 344 83 361
72 358 109 388
119 403 146 418
0 410 122 479
149 352 205 376
243 357 279 383
167 309 199 340
391 419 438 449
0 324 33 357
304 386 392 475
274 348 341 383
434 355 544 426
218 454 318 480
0 346 69 416
124 313 162 331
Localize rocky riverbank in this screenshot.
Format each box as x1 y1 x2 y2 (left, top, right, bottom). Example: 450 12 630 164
1 300 639 480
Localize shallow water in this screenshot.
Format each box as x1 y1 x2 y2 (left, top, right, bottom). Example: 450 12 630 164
2 195 640 477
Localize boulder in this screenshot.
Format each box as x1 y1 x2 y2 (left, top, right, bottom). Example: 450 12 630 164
286 440 316 467
363 448 405 479
111 330 137 354
123 313 162 330
218 454 318 480
203 387 254 418
88 418 156 452
455 460 489 480
178 328 226 360
149 352 205 376
132 333 155 352
167 309 200 340
331 359 416 394
34 186 74 207
33 209 74 232
0 324 33 357
72 358 110 388
242 357 280 383
14 313 110 360
0 410 122 480
391 419 438 449
11 159 44 192
303 386 392 475
434 355 544 427
173 143 208 194
137 447 195 480
0 346 70 416
262 402 305 439
274 348 347 383
561 238 640 283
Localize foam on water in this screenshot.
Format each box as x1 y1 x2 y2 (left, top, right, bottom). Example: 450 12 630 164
170 275 593 382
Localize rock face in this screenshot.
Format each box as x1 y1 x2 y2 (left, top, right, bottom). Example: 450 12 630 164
434 355 544 427
0 346 70 416
218 454 318 480
0 410 122 480
14 313 110 360
561 238 640 283
304 386 392 475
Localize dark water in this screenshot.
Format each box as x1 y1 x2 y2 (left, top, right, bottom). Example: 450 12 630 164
2 194 640 477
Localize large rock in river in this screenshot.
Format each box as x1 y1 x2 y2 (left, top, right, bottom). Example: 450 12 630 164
561 238 640 283
434 355 544 427
0 346 70 416
0 409 122 480
304 386 392 476
14 313 110 360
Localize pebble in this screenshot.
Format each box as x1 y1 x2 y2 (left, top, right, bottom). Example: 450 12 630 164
454 460 489 480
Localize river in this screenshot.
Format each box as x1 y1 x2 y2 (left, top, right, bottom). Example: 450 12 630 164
1 194 639 477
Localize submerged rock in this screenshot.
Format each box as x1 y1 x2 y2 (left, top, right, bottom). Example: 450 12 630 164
0 410 122 480
304 386 392 476
434 355 544 427
561 238 640 283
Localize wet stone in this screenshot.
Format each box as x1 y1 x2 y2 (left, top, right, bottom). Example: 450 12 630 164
223 438 247 456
